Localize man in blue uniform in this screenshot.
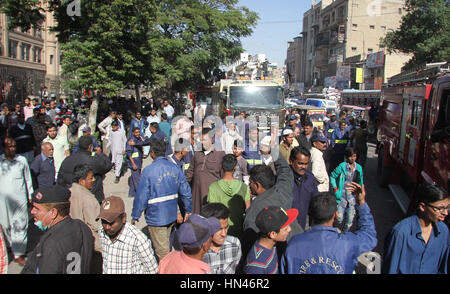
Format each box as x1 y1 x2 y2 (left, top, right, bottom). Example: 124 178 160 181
330 120 350 173
132 139 192 262
126 127 146 198
280 184 377 274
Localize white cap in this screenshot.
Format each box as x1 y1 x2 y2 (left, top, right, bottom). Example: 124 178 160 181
282 128 294 136
260 136 272 146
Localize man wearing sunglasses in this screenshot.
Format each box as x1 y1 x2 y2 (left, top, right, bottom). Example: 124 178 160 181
382 183 449 274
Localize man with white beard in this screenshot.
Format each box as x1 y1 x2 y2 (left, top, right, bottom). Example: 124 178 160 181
222 117 242 154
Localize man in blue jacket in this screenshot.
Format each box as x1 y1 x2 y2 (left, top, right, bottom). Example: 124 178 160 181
280 184 377 274
131 139 192 262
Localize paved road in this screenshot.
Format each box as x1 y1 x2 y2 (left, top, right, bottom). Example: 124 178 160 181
7 144 406 274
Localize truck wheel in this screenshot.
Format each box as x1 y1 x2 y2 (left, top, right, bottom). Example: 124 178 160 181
378 146 392 188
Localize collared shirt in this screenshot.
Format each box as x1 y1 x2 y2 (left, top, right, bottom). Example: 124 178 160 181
30 153 56 188
99 222 158 274
202 235 242 274
43 135 69 173
245 241 278 274
158 249 210 274
382 214 449 274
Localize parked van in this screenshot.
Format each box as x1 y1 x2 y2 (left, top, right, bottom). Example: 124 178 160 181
305 98 337 114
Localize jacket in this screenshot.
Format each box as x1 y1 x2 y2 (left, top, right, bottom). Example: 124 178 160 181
69 183 102 252
292 169 319 230
280 203 377 274
30 153 56 189
330 162 364 203
57 150 113 203
21 217 94 274
129 118 148 139
132 157 192 226
331 128 350 154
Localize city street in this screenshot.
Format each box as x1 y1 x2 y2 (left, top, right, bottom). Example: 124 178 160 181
7 143 406 274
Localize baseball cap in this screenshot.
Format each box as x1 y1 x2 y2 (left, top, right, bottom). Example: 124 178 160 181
97 196 125 223
32 185 71 204
311 133 328 143
176 214 221 249
289 114 297 121
82 126 91 132
282 128 294 136
255 206 299 235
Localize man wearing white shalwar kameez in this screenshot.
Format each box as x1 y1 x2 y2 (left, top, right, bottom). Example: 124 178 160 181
0 138 33 265
107 122 127 183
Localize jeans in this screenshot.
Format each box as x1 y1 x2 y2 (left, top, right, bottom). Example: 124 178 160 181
337 196 356 232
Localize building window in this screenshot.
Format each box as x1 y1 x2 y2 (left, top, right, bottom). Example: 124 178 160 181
370 25 375 30
33 47 42 63
368 48 374 53
352 47 357 52
352 24 358 30
8 40 18 58
24 44 31 61
398 8 402 14
338 6 345 18
20 43 25 59
332 12 335 22
381 26 386 30
49 54 53 64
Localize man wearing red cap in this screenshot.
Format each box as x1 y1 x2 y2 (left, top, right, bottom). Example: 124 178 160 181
245 206 298 274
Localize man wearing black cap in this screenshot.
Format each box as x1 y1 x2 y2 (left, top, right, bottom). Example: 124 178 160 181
22 185 94 274
57 135 112 203
245 206 298 274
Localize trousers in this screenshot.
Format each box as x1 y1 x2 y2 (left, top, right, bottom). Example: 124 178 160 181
128 168 141 197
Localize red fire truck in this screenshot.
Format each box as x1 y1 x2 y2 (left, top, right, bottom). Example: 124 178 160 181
377 62 449 215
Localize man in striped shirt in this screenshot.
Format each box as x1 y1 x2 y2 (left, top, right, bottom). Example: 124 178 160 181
98 196 158 274
201 203 242 274
245 206 298 274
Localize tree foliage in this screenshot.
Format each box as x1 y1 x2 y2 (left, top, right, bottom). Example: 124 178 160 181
381 0 450 69
1 0 258 99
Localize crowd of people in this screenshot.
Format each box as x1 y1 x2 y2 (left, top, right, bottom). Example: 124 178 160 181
0 95 448 275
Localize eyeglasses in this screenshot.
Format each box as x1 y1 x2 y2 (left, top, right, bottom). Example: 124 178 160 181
426 203 449 213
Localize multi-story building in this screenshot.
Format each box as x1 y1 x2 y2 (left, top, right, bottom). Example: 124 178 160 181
286 36 303 85
0 11 62 106
300 0 324 88
295 0 411 90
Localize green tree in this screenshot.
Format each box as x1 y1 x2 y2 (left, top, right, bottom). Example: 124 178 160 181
381 0 450 69
1 0 258 102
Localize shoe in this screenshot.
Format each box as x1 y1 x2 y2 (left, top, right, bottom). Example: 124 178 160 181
14 256 26 266
114 177 119 184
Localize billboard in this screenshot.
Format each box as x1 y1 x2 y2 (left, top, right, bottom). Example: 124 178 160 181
366 51 385 68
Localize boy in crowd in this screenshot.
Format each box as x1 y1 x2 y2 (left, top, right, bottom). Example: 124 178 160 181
245 206 298 274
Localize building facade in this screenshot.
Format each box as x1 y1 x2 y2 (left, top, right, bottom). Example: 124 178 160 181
293 0 411 90
0 11 62 106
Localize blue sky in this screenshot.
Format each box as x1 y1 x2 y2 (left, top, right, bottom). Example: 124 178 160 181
238 0 311 67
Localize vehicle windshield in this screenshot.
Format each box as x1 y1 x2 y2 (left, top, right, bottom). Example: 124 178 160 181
309 114 325 122
196 92 213 105
230 86 284 109
306 99 323 107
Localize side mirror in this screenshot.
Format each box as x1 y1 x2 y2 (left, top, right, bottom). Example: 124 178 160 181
430 126 450 143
